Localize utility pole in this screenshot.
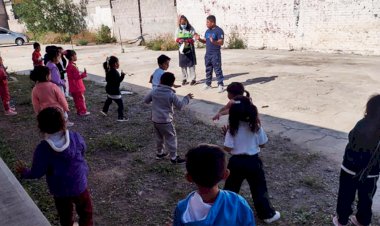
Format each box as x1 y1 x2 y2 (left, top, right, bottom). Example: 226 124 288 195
137 0 144 45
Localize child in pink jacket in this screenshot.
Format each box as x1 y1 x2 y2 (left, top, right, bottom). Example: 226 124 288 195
0 57 17 116
65 50 90 116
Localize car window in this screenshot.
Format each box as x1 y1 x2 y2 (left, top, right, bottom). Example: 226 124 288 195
0 30 8 34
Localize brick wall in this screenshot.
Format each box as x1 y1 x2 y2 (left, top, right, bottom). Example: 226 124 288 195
177 0 380 55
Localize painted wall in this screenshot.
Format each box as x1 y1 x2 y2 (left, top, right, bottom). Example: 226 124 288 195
85 0 113 31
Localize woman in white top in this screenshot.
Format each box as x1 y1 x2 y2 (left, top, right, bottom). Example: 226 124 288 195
223 95 280 224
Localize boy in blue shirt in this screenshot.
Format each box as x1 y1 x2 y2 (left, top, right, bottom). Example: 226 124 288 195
196 15 225 93
173 144 255 226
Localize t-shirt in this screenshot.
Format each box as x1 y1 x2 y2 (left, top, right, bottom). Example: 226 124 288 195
224 123 268 155
205 26 224 55
32 51 43 67
152 68 165 90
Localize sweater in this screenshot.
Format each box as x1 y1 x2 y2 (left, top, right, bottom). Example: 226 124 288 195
105 68 124 95
173 190 255 226
32 51 43 67
144 84 190 123
46 61 65 88
66 61 86 93
22 130 89 197
31 82 69 113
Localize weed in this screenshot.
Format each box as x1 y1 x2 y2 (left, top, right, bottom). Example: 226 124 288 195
145 34 178 51
77 39 89 46
299 176 324 190
96 25 116 44
227 32 246 49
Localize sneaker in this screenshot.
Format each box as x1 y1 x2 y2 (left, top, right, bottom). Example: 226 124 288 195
218 85 224 93
190 80 196 86
333 216 348 226
156 152 169 160
264 211 280 224
182 80 188 86
9 107 16 111
349 216 364 226
203 84 211 90
66 121 74 127
170 156 186 165
4 109 17 116
100 111 108 116
79 112 91 116
117 117 129 122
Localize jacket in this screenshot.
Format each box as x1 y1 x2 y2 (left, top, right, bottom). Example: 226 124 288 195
105 68 124 95
46 61 65 88
22 130 89 197
144 84 190 123
31 82 69 113
66 61 86 93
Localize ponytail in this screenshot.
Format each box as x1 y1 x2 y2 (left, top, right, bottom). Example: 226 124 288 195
103 56 118 73
244 90 250 98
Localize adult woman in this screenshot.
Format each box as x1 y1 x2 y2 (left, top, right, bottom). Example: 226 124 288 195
176 15 197 86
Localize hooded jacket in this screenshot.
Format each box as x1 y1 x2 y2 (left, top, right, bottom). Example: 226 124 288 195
22 130 88 197
144 84 190 123
66 61 86 93
105 68 124 95
46 61 65 88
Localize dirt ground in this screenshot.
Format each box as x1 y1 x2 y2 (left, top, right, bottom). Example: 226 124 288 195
1 74 378 226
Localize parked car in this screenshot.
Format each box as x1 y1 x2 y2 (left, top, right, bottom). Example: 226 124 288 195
0 27 29 46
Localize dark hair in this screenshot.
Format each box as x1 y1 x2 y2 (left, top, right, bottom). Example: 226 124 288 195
365 94 380 122
45 45 57 53
30 66 50 82
157 54 171 65
227 82 250 98
46 48 60 63
37 107 66 134
186 144 227 188
160 72 175 86
65 50 76 61
103 56 119 73
207 15 216 23
57 46 63 51
179 15 193 31
229 95 260 136
33 42 40 49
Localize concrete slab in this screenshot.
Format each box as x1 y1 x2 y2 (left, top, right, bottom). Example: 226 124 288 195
1 44 380 214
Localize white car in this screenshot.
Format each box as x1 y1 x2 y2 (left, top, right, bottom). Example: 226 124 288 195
0 27 29 45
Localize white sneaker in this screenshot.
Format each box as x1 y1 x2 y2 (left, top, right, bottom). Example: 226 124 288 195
117 117 129 122
218 85 224 93
203 84 211 90
79 112 91 116
264 211 280 224
66 121 74 127
4 109 17 116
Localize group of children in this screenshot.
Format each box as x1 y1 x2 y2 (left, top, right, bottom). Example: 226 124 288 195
0 37 378 226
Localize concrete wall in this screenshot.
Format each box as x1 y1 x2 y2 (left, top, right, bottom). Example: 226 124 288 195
0 0 8 28
85 0 113 31
177 0 380 55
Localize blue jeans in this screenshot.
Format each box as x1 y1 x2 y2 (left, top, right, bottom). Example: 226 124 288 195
205 52 224 86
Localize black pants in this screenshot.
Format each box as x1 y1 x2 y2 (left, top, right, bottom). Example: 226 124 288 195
102 97 124 118
224 154 275 219
336 170 378 225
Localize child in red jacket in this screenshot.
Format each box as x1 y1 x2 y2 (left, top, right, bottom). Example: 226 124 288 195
65 50 90 116
0 57 17 116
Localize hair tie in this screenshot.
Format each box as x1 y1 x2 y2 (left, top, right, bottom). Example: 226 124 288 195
232 100 241 104
106 57 110 69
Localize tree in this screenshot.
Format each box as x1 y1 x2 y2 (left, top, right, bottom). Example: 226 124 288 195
13 0 87 35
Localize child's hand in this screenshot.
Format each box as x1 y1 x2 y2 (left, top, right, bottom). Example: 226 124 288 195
121 70 126 76
194 34 200 40
15 160 27 175
84 68 87 73
173 84 181 88
212 113 220 121
187 93 194 99
222 125 229 136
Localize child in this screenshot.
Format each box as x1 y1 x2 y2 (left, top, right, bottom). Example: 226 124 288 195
31 66 73 127
16 107 93 226
100 56 128 122
46 49 66 93
149 54 171 90
57 47 70 98
32 42 43 67
212 82 250 121
0 57 17 115
173 144 255 225
223 95 280 224
333 94 380 226
65 50 90 116
144 72 193 164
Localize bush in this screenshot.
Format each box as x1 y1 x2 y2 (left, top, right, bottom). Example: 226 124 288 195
145 34 178 51
96 25 116 44
72 31 97 44
39 32 71 44
227 32 246 49
77 39 88 46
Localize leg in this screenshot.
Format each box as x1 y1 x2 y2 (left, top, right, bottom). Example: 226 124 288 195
153 123 165 155
336 170 358 225
162 122 178 159
72 92 86 115
102 97 113 113
212 53 224 86
0 82 10 111
204 55 213 86
246 156 275 219
113 98 124 119
188 66 196 82
54 196 75 226
181 67 188 82
224 156 245 193
74 189 93 226
356 176 378 226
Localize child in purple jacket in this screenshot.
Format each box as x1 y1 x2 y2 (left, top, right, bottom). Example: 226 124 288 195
46 49 66 93
16 107 93 226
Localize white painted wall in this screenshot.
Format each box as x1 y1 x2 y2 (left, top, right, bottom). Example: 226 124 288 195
85 0 113 31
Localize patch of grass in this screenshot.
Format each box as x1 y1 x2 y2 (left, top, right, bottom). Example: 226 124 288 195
77 39 89 46
293 208 314 224
147 163 184 177
299 176 324 190
145 34 178 51
227 32 247 49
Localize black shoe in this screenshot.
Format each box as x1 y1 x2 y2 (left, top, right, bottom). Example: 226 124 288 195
182 80 187 85
190 80 196 86
170 156 186 164
156 152 169 160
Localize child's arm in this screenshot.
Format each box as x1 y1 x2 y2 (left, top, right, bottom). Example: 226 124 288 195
213 100 233 120
54 86 69 112
0 67 6 80
16 144 49 179
31 89 40 114
143 91 153 104
119 71 125 82
223 127 234 153
50 66 66 87
172 93 193 110
258 127 268 147
149 74 153 83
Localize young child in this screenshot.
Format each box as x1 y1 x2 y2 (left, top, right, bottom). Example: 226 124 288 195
0 57 17 115
65 50 90 116
173 144 255 225
46 49 66 93
31 66 73 126
333 94 380 226
223 95 280 224
32 42 43 67
100 56 128 122
144 72 193 164
57 47 70 98
16 107 93 226
212 82 250 121
149 54 171 90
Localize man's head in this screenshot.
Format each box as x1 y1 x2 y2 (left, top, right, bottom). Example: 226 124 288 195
157 54 170 70
160 72 175 87
206 15 217 29
185 144 229 188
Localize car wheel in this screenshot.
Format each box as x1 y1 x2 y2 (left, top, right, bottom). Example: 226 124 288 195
15 38 24 46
